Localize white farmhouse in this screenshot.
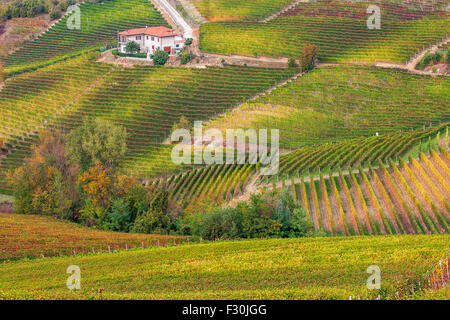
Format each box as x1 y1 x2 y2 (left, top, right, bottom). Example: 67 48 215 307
118 26 184 56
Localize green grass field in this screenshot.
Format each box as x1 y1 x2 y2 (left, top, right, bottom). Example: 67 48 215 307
0 234 448 299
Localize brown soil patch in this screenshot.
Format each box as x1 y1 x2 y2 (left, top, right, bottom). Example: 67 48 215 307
0 15 52 57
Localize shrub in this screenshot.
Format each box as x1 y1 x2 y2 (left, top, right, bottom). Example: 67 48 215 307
180 50 196 64
131 208 172 234
199 207 243 240
171 115 192 133
184 38 193 46
416 50 447 70
4 0 47 19
125 184 152 221
288 57 298 68
130 190 174 234
151 48 169 66
103 199 133 232
125 41 140 54
49 9 61 20
181 188 315 240
117 51 147 58
59 0 68 12
79 198 107 226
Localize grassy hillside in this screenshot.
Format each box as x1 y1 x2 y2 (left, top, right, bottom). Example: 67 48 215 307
156 126 446 207
283 150 450 236
192 0 294 21
206 66 450 149
1 0 168 75
0 212 185 261
200 1 449 62
276 126 447 178
0 234 448 299
192 0 450 22
0 53 296 194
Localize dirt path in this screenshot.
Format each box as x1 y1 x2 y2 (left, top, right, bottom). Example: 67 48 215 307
230 166 373 205
152 0 193 38
372 36 450 75
406 36 450 71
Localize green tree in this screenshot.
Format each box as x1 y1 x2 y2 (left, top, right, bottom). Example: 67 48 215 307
151 48 169 66
125 41 140 54
66 118 127 171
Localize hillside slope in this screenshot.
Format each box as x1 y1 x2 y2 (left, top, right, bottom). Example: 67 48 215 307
0 212 185 261
200 1 449 62
0 54 296 194
206 65 450 148
1 0 168 74
0 234 448 299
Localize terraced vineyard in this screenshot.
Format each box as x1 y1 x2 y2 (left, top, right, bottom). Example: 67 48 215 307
200 1 450 62
147 126 446 207
161 163 257 207
1 0 168 75
192 0 450 22
0 234 448 299
283 149 449 236
0 54 297 194
275 125 447 179
207 65 450 148
191 0 295 21
0 212 186 261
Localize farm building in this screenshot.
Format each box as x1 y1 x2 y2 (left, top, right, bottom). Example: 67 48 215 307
118 26 185 55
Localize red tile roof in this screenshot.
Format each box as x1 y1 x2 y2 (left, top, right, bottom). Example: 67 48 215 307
119 26 179 37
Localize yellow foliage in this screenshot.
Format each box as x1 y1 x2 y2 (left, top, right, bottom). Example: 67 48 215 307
78 164 112 209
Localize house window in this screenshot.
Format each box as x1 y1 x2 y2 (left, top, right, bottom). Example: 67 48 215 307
147 36 149 40
136 36 141 40
151 37 154 41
